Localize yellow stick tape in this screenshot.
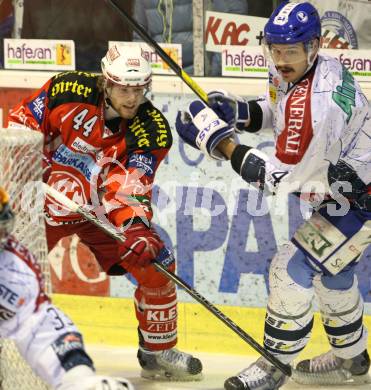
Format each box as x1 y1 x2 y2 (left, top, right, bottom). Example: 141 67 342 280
181 70 209 103
53 294 371 359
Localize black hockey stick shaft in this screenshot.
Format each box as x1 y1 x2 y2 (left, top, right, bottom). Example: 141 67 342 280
43 184 291 377
106 0 209 105
154 262 292 376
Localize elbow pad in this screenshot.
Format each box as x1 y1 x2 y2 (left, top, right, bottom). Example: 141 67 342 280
231 145 288 194
328 160 370 211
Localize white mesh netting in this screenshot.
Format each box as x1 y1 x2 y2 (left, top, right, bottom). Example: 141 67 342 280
0 128 51 389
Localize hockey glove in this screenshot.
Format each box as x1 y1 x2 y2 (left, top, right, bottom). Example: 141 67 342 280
120 223 164 268
155 246 176 269
175 100 235 160
208 89 250 132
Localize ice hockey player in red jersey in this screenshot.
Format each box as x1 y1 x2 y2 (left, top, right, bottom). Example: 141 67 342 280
0 186 133 389
7 44 202 381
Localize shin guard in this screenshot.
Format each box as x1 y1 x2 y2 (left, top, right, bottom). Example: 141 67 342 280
314 275 368 359
135 281 177 350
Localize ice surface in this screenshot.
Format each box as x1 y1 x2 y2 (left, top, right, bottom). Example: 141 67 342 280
88 345 371 390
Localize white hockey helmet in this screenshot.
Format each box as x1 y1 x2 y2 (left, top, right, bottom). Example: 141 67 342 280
101 44 152 87
0 187 14 246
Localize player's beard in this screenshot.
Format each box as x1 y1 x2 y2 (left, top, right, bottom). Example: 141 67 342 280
115 103 139 119
107 96 141 119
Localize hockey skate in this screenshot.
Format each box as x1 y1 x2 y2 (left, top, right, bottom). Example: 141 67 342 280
224 357 287 390
137 347 203 381
292 349 371 385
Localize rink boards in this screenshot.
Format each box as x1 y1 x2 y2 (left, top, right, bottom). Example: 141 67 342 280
1 71 371 358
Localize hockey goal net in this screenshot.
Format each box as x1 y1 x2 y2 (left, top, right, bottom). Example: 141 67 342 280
0 128 51 389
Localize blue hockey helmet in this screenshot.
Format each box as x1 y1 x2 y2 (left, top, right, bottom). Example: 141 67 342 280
264 1 321 45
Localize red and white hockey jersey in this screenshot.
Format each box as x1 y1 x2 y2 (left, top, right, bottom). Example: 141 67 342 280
0 236 49 328
0 236 91 387
256 54 370 198
8 71 172 226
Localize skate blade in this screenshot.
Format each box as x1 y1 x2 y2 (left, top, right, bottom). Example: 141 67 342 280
141 368 203 382
292 369 371 385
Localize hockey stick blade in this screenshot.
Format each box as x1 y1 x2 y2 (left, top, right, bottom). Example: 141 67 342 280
43 182 291 377
105 0 209 105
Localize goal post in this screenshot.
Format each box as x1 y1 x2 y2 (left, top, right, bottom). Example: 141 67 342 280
0 128 51 389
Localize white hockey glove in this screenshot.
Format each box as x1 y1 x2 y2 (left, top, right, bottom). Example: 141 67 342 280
175 100 237 161
58 365 135 390
208 89 250 132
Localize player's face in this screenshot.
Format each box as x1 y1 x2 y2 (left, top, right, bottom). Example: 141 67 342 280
109 85 146 119
267 43 309 83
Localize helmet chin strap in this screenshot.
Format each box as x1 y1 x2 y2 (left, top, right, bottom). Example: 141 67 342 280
303 39 319 74
289 54 318 84
104 87 121 120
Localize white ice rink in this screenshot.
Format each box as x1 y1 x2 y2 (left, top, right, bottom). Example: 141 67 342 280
88 345 371 390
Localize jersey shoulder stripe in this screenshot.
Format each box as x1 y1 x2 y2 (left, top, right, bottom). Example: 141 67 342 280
47 71 101 109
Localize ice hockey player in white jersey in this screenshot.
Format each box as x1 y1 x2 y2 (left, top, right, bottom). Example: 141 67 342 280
0 186 134 390
176 1 370 390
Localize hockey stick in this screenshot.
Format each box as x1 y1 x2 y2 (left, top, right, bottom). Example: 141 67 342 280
105 0 209 105
43 183 292 377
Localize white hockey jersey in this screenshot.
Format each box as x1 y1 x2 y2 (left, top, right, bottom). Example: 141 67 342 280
0 236 49 336
256 54 370 198
0 236 86 388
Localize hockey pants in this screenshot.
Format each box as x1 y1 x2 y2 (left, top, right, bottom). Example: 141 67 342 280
264 240 368 364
